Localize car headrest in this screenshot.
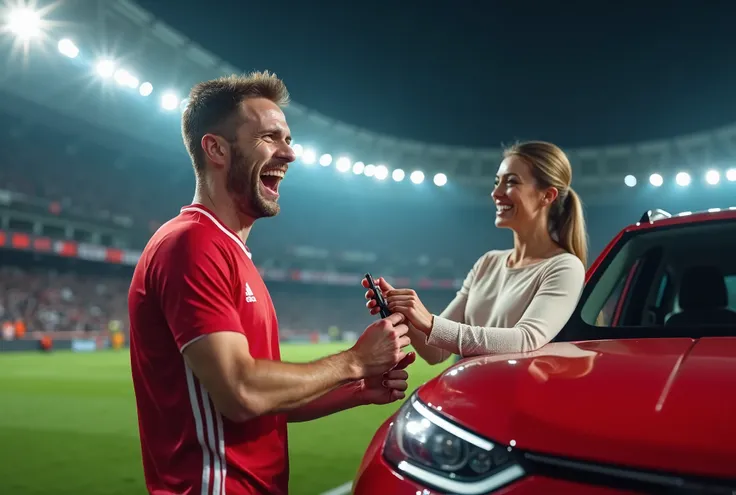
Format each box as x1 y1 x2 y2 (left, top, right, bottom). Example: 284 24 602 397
679 265 728 310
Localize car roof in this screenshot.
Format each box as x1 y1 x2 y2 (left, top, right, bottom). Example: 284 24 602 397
626 207 736 233
586 207 736 282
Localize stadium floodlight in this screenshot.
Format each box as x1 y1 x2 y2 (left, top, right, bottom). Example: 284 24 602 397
675 172 691 187
291 143 303 157
160 92 179 111
410 170 425 184
352 161 365 174
433 173 448 186
301 148 316 165
114 69 139 89
7 8 41 39
624 175 637 187
392 169 405 182
335 157 351 172
649 173 663 187
374 165 389 180
364 164 376 177
139 82 153 97
95 59 115 78
319 153 332 167
726 168 736 182
57 39 79 59
708 207 721 213
705 169 720 185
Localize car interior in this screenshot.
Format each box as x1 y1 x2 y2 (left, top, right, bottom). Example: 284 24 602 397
560 216 736 341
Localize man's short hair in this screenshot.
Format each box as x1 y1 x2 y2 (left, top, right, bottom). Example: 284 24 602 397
181 71 290 177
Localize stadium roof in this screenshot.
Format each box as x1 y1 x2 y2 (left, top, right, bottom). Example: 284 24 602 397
1 0 736 205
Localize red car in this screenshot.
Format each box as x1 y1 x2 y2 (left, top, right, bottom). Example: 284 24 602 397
353 207 736 494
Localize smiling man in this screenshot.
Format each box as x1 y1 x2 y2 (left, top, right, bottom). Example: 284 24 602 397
127 72 415 495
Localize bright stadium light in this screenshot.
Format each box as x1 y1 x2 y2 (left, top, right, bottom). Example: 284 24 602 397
319 153 332 166
410 170 425 184
7 8 41 39
57 39 79 58
675 172 691 187
95 59 115 78
160 92 179 111
433 173 448 186
726 168 736 182
139 82 153 97
291 143 303 157
708 208 721 213
649 173 663 187
302 148 316 165
392 169 405 182
374 165 389 180
624 175 637 187
705 169 720 185
364 164 376 177
352 161 365 174
114 69 139 89
335 157 351 172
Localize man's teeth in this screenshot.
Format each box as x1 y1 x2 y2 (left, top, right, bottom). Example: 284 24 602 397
497 204 513 212
261 170 285 178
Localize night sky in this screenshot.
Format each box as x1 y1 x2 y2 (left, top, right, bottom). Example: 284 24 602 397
135 0 736 149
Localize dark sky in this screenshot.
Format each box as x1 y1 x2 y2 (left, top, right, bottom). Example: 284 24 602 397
135 0 736 149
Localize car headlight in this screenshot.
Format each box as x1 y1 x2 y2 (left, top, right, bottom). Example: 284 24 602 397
383 393 525 494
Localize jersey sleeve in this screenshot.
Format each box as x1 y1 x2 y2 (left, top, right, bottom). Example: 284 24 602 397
151 227 243 352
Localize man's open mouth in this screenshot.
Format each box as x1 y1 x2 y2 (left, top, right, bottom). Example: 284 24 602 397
260 169 286 197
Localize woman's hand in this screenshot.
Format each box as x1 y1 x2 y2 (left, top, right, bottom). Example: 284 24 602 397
362 277 434 335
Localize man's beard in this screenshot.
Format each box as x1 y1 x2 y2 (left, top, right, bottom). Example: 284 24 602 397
226 145 280 219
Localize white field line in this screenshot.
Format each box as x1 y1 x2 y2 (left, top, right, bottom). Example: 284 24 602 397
319 480 353 495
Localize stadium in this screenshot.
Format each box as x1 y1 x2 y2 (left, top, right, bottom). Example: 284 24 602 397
1 1 736 494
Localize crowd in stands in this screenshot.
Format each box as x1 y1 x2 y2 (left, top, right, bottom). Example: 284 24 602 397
0 265 129 339
0 261 457 342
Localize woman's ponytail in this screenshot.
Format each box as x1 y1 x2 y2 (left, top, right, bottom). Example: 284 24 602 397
503 141 590 267
558 187 588 267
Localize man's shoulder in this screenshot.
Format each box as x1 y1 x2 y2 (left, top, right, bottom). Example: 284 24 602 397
139 214 236 278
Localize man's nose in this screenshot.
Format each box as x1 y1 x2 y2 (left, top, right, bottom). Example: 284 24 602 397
277 144 296 163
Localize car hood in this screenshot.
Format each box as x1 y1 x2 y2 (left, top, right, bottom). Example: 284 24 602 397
417 338 736 480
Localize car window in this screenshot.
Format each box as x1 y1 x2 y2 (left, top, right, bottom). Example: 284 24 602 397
726 275 736 311
562 217 736 341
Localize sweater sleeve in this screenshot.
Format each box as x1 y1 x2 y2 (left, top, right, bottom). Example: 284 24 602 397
414 254 487 364
427 255 586 356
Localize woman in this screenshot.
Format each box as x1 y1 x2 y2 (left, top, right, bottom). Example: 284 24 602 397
363 141 588 365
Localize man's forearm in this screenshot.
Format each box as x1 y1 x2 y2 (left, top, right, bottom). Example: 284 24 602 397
240 350 364 418
286 381 367 423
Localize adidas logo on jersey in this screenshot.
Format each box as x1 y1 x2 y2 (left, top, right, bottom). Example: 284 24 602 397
245 283 257 303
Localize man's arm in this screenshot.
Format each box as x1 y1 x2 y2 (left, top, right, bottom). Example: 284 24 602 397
285 382 366 423
155 228 410 423
285 351 416 423
182 331 365 422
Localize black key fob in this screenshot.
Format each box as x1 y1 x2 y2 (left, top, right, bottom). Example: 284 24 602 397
365 273 391 318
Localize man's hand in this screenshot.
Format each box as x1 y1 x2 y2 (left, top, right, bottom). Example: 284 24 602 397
363 277 434 335
359 352 416 405
348 312 411 378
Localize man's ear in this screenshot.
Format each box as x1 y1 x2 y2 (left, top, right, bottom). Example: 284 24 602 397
201 134 230 169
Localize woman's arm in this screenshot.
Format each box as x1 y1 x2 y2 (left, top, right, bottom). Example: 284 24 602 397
426 258 586 356
364 256 484 365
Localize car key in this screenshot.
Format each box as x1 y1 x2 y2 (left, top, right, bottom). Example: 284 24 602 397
365 273 392 318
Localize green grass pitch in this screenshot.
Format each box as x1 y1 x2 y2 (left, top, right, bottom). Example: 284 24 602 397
0 344 441 494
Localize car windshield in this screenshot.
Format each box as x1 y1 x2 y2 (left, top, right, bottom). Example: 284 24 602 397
557 215 736 342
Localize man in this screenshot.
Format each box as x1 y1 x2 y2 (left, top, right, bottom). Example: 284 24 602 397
128 71 415 495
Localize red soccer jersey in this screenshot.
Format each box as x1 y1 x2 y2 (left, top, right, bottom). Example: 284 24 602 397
128 203 288 495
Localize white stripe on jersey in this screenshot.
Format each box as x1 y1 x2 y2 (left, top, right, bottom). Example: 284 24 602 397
186 364 227 495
